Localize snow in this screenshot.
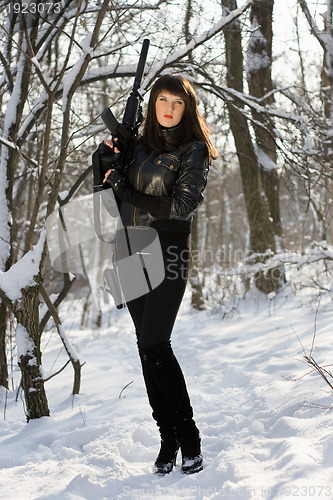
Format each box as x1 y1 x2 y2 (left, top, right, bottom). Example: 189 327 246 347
0 230 45 301
3 52 24 133
0 136 16 149
246 18 270 75
62 33 93 112
31 56 41 70
58 324 79 363
302 135 315 153
254 145 278 172
79 33 94 55
16 324 37 363
1 287 333 499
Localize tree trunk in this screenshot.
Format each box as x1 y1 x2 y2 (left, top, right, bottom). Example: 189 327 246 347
0 301 9 389
247 0 282 238
14 285 50 421
222 0 279 294
320 2 333 242
184 0 205 308
190 213 205 310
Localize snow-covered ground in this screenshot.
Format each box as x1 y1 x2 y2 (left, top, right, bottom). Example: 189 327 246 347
1 287 333 500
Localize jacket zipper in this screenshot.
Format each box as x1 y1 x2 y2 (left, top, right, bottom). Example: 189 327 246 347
133 152 154 226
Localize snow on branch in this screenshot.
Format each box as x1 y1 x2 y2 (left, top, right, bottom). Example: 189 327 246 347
141 0 253 90
5 0 252 143
17 0 252 140
254 144 279 172
246 17 270 75
0 136 16 150
62 32 93 112
35 0 89 54
230 241 333 279
298 0 333 53
201 80 307 124
0 230 46 302
58 324 79 363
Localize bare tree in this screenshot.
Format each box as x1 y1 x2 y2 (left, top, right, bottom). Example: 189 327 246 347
246 0 282 239
0 0 253 417
0 0 111 418
222 0 278 294
296 0 333 242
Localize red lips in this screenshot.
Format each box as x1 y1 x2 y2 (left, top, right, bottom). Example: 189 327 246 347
164 115 173 119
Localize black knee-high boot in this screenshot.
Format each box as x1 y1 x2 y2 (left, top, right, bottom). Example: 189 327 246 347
141 341 203 475
138 347 179 474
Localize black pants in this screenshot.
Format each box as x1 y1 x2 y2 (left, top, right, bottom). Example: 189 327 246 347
126 230 202 470
126 231 190 351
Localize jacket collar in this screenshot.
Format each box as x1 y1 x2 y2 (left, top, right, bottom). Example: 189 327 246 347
160 123 183 145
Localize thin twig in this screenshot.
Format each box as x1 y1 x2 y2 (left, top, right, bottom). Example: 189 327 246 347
119 381 133 399
43 359 71 383
290 299 333 394
310 294 322 357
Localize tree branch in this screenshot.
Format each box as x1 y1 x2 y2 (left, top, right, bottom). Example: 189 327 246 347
39 284 81 395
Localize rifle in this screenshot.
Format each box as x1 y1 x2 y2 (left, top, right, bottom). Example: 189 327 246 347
99 38 150 176
91 39 150 309
92 38 150 230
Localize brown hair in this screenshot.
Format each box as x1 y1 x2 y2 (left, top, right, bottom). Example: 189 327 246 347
140 74 218 161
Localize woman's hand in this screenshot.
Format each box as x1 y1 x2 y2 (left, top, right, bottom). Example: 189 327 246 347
103 168 115 184
102 138 122 184
103 168 124 190
104 137 120 154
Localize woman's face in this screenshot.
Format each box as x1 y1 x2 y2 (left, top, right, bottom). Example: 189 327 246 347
155 92 185 128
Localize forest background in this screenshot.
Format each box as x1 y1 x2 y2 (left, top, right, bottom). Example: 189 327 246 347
0 0 333 421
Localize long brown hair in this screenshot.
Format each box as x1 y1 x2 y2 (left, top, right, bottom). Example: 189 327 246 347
140 74 218 161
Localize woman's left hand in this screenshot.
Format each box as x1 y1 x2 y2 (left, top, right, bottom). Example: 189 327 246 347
103 168 124 190
103 168 114 184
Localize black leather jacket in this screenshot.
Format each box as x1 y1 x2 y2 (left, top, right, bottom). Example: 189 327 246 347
116 139 209 231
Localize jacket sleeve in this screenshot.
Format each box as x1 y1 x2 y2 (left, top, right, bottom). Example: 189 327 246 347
108 142 209 219
170 142 209 219
107 171 172 218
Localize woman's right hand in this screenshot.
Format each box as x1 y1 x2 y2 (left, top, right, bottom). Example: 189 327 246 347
101 137 123 177
104 137 120 154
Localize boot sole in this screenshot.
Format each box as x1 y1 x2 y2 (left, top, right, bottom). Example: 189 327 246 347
181 464 203 474
154 457 177 475
181 458 204 475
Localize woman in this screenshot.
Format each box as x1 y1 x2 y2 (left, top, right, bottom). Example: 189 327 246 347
102 74 218 475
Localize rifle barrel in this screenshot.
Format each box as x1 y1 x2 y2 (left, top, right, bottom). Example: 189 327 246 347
133 39 150 89
122 39 150 130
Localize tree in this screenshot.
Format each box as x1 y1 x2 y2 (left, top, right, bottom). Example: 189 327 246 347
222 0 279 294
0 0 112 418
246 0 281 239
296 0 333 242
0 0 253 417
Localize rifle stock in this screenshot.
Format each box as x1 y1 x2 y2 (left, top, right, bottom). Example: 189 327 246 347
101 108 130 142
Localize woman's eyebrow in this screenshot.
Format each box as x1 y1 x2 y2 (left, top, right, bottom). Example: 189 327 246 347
159 94 184 100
